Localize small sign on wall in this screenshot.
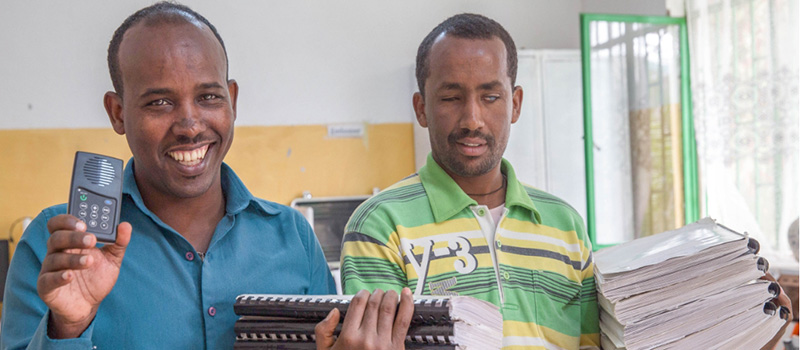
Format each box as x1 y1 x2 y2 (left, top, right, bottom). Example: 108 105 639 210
327 124 365 138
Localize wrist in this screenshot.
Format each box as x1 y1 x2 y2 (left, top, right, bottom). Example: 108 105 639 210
47 310 95 339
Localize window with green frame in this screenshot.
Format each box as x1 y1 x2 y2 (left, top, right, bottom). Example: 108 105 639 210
580 14 701 250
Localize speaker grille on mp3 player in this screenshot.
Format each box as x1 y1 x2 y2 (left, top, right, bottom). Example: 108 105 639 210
83 156 116 187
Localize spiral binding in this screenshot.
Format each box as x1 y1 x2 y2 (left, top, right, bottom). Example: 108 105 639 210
235 295 453 325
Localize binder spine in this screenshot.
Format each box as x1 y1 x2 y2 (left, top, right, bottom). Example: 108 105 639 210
237 332 316 342
779 305 791 320
234 295 454 326
406 334 456 345
756 257 770 272
233 340 457 350
411 298 452 325
234 319 457 344
767 282 781 298
235 295 350 320
765 301 793 321
235 319 332 342
746 238 760 254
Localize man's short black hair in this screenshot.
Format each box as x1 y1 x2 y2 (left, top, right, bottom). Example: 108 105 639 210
415 13 517 96
107 1 228 96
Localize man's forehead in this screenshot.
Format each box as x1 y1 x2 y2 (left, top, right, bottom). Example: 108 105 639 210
117 21 226 80
140 9 205 28
426 36 509 87
120 20 219 55
429 35 507 61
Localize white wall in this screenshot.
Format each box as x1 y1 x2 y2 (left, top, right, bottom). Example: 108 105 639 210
2 1 669 130
581 0 666 16
1 0 586 129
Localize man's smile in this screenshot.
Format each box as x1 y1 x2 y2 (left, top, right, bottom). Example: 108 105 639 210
167 144 210 167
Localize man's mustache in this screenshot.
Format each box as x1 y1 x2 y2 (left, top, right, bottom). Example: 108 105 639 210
448 129 495 146
173 133 217 146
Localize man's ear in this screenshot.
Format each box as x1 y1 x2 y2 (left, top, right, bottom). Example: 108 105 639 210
511 85 523 124
413 92 428 128
104 91 125 135
228 79 239 120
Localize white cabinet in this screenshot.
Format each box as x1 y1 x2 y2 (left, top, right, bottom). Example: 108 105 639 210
413 50 587 220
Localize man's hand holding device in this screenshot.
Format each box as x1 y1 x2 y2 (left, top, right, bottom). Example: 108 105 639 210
37 152 132 338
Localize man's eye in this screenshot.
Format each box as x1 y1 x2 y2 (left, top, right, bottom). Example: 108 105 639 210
441 96 458 102
148 99 169 106
484 95 500 102
200 94 219 101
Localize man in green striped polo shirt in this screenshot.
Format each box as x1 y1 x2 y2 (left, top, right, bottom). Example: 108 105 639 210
340 13 600 350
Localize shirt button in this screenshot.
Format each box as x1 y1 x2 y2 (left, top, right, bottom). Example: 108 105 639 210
503 271 510 280
477 208 486 216
208 306 216 316
496 240 502 249
185 252 194 261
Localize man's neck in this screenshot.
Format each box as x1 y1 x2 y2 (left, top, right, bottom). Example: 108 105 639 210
137 180 226 254
445 164 506 208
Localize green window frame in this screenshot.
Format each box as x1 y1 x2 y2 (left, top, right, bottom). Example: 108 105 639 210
580 13 700 250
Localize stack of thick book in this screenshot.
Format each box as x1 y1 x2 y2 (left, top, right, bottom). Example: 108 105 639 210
232 294 503 350
594 217 790 350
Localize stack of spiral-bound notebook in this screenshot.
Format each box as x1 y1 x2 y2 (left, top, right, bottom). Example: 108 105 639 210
232 294 503 349
594 217 790 350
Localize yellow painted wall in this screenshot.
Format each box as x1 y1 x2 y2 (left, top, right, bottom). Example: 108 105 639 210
1 123 415 256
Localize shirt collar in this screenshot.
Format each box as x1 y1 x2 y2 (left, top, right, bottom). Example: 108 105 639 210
418 153 541 223
122 159 280 217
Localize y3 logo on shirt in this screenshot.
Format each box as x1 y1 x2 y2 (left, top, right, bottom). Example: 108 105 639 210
400 235 477 294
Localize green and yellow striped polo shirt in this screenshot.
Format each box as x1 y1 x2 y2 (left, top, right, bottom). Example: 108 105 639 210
341 155 600 350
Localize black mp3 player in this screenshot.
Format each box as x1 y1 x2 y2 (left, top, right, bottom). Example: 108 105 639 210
67 152 124 243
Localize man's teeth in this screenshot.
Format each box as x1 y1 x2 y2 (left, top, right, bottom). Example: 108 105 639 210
463 143 481 147
168 145 208 165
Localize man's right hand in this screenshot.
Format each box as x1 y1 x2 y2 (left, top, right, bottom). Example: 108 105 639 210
315 288 414 350
37 214 132 339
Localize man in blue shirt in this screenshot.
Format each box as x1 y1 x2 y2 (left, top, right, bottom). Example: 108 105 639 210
1 3 413 349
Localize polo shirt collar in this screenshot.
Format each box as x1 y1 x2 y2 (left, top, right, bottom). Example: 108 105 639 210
418 154 541 223
122 159 280 217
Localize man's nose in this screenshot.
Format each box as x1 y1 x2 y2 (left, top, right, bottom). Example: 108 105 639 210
459 97 485 130
171 103 205 139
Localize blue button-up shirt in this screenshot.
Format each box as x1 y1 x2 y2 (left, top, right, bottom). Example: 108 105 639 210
1 160 336 350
